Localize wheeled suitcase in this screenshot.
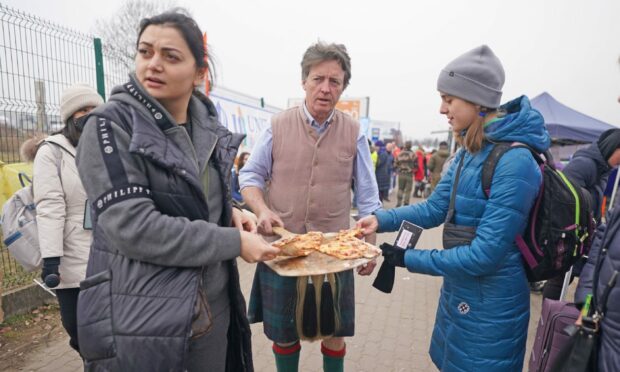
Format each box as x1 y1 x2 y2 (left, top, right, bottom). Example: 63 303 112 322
528 296 580 371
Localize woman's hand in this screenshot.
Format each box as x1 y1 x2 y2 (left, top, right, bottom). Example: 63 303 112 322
356 215 379 237
239 231 280 263
232 207 257 233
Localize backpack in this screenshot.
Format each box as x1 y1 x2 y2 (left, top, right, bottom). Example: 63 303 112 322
482 142 595 282
1 141 72 272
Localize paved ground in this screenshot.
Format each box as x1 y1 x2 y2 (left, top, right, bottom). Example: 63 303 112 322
3 196 555 372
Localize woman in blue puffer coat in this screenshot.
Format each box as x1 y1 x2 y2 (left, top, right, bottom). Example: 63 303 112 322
358 45 550 371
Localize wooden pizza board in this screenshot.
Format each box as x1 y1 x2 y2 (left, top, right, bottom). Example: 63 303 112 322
263 230 381 277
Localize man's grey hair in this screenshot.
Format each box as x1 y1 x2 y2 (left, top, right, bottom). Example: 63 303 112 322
301 42 351 89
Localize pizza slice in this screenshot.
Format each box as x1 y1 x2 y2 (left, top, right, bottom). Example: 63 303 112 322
318 237 375 260
335 227 364 241
274 231 323 257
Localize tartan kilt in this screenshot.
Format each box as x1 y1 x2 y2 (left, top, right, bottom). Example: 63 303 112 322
248 262 355 343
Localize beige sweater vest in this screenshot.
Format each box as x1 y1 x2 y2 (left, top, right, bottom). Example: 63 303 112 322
267 106 359 234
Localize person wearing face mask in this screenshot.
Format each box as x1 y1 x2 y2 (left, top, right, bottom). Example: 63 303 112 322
357 45 550 371
19 83 103 355
74 10 278 371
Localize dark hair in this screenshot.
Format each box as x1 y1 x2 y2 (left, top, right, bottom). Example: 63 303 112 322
137 9 216 90
439 141 448 147
301 42 352 89
237 152 250 172
404 140 412 150
53 116 82 147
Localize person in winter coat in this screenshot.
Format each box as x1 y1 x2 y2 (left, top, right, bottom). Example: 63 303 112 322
413 146 426 197
428 141 450 191
23 83 103 355
574 194 620 372
357 45 550 371
394 140 417 207
375 140 392 202
543 128 620 300
568 76 620 372
74 10 279 371
370 142 378 170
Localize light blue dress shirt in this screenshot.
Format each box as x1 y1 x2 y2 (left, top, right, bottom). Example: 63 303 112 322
240 104 381 217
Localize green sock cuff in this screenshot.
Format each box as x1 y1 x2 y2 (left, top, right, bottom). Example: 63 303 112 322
322 343 345 372
273 342 301 372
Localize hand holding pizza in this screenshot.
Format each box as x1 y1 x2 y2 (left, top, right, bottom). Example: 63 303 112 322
239 231 280 263
356 215 379 237
256 207 284 235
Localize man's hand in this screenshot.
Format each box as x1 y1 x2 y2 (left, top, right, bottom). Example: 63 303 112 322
239 231 280 263
356 215 379 237
257 208 284 235
240 186 284 235
357 259 377 275
232 207 257 233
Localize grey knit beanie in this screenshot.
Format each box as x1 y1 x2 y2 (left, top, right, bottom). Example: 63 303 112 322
437 45 505 108
60 84 104 123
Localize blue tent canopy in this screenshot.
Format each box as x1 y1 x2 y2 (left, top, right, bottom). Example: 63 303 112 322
530 92 617 143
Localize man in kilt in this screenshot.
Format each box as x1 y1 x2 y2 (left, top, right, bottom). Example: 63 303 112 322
240 41 381 372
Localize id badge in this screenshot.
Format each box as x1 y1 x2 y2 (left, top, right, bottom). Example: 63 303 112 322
393 220 423 249
83 200 93 230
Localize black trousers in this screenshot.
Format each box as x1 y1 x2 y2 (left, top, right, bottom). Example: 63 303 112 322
542 258 586 300
55 287 80 353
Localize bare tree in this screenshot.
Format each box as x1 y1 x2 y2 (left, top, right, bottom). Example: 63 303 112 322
93 0 178 70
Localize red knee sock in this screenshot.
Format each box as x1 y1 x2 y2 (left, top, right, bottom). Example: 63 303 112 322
321 342 346 372
273 341 301 355
321 342 346 358
273 341 301 372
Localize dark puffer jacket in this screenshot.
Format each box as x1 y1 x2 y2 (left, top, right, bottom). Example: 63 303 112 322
563 143 611 221
75 75 252 371
375 150 393 192
575 198 620 372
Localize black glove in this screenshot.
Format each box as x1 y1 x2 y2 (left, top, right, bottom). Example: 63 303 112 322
373 243 406 294
41 257 61 288
373 259 396 293
380 243 406 267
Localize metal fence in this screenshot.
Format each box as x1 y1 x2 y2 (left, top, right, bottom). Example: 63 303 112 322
0 3 130 291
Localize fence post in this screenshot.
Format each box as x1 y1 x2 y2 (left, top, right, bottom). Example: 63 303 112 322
34 80 47 131
93 38 106 101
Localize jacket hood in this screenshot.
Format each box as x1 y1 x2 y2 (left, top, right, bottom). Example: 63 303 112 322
484 95 551 153
575 143 610 175
19 133 48 162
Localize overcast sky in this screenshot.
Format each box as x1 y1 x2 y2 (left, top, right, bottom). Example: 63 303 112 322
4 0 619 140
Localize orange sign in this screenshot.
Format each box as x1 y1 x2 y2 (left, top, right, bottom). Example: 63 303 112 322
336 100 361 120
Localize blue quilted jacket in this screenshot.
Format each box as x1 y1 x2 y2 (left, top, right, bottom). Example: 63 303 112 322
375 96 550 371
